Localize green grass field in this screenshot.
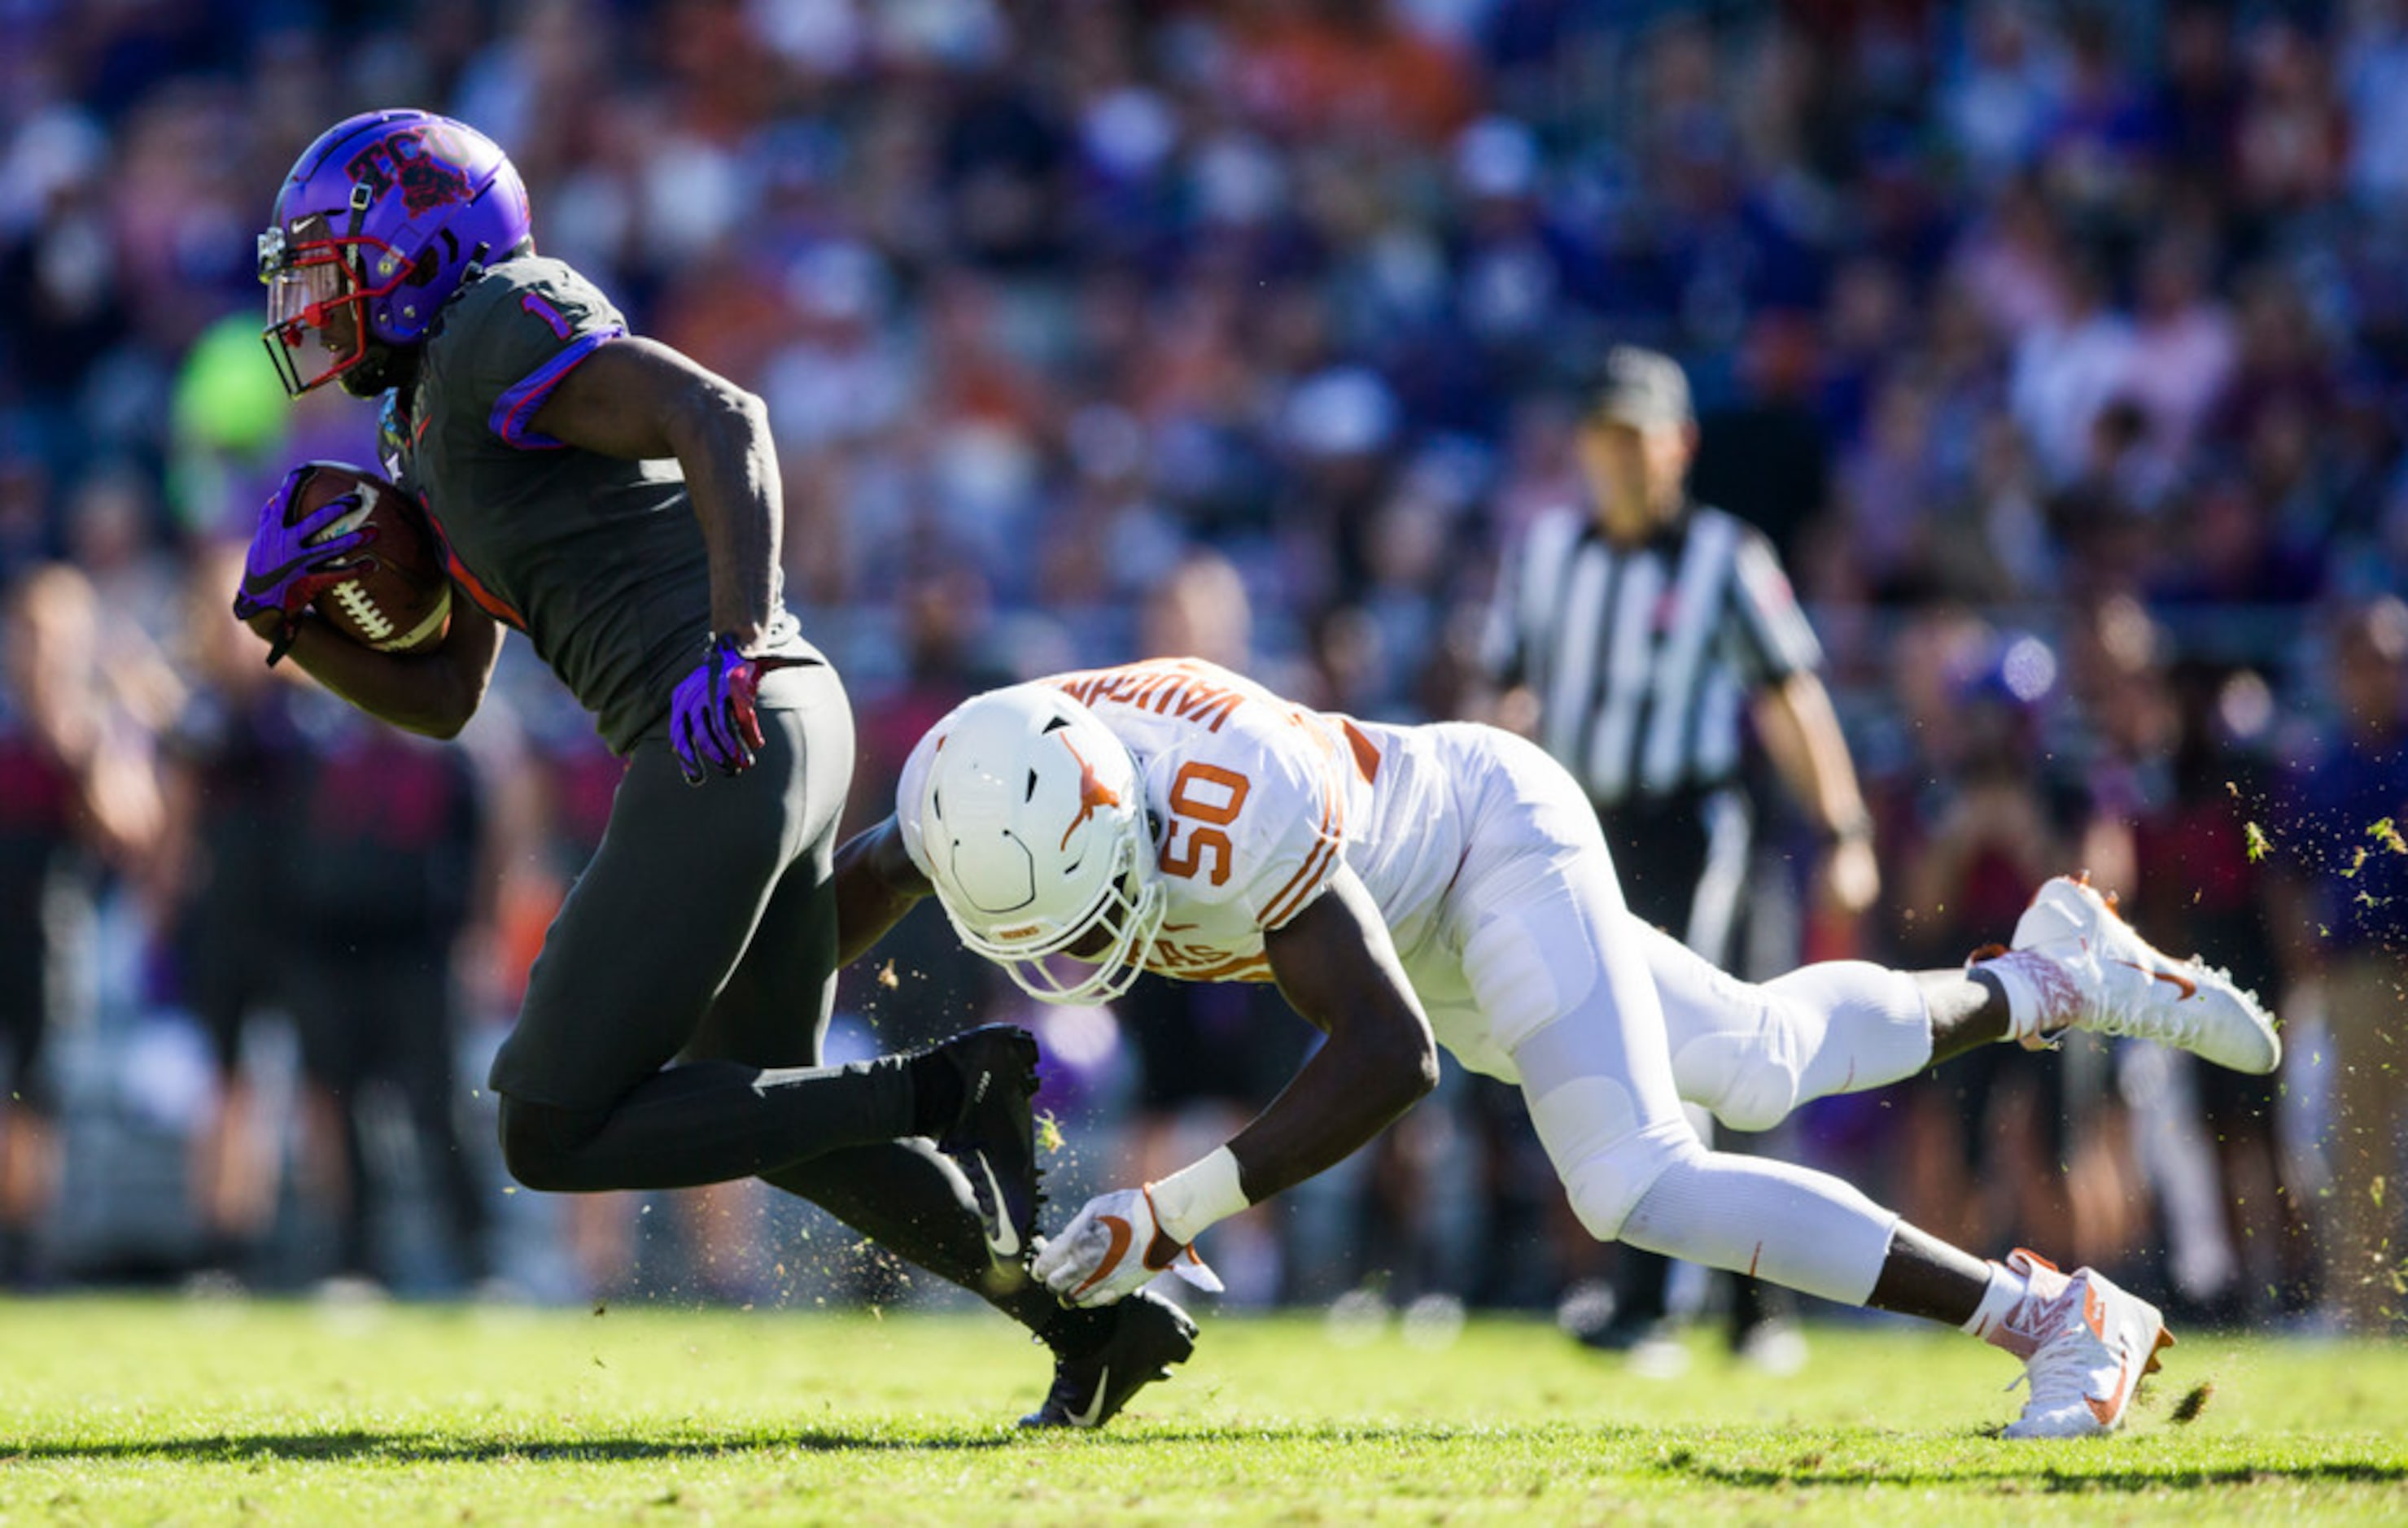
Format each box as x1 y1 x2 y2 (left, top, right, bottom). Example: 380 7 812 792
2 1296 2402 1526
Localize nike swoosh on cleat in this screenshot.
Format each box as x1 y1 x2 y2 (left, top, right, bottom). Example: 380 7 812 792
2113 959 2198 999
969 1152 1021 1260
1073 1216 1134 1301
2087 1359 2135 1427
1069 1366 1110 1427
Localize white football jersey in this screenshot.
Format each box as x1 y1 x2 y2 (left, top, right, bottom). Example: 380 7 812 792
898 658 1465 986
897 658 1938 1115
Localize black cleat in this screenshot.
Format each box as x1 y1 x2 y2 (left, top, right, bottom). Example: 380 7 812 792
930 1024 1042 1268
1020 1289 1200 1430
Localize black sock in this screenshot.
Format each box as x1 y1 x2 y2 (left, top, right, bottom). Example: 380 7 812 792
906 1051 965 1137
500 1059 917 1193
1027 1298 1116 1358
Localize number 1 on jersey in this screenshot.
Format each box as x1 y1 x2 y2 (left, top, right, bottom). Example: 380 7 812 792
1158 761 1249 886
520 292 574 339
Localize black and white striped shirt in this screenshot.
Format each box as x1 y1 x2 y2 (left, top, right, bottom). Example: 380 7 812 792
1485 503 1824 810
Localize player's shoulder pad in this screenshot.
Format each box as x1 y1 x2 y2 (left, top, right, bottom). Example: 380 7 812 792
429 257 631 445
428 256 622 369
447 255 617 327
1143 709 1350 927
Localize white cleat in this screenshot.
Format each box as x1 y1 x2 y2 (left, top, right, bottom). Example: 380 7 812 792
1969 1247 2072 1359
2001 1263 2174 1439
1989 873 2281 1075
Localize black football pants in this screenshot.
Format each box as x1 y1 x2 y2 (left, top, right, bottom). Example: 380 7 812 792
487 661 1006 1299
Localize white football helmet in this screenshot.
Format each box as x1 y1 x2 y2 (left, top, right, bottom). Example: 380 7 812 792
905 685 1165 1005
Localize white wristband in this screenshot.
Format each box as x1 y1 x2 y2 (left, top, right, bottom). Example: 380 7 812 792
1146 1146 1250 1247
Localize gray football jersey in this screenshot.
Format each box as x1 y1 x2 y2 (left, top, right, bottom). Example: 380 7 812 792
381 256 811 753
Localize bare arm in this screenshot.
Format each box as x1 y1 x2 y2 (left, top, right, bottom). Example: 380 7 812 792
832 815 932 970
1108 865 1441 1273
1751 669 1879 913
1232 866 1442 1205
1752 669 1873 845
529 337 782 650
243 593 503 740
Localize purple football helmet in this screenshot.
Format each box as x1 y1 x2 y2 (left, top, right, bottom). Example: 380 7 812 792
259 110 531 397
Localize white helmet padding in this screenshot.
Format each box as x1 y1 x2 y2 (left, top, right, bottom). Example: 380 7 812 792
907 684 1165 1005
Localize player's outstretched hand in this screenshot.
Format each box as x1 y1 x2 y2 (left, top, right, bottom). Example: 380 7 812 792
231 465 377 665
1034 1186 1224 1308
670 635 805 784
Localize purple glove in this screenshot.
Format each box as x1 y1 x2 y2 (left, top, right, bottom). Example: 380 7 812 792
669 634 804 784
230 465 378 666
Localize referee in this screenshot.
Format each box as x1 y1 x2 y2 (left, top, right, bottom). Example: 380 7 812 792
1485 346 1879 1369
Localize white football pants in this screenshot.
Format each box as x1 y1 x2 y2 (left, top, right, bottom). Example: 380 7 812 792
1398 727 1932 1306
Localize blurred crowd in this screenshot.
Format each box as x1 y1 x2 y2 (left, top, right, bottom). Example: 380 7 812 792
1 0 2403 1337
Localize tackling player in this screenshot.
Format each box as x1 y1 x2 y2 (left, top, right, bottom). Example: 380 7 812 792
835 657 2283 1435
238 111 1119 1364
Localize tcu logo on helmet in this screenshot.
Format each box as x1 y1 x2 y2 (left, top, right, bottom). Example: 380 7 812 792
346 124 472 217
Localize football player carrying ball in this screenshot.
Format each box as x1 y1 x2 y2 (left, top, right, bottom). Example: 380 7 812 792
240 111 1134 1396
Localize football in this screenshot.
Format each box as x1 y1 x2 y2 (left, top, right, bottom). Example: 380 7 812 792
291 461 452 653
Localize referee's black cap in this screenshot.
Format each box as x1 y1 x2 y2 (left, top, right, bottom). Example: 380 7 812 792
1587 345 1693 430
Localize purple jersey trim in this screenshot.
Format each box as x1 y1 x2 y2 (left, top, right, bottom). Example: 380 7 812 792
489 325 627 449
